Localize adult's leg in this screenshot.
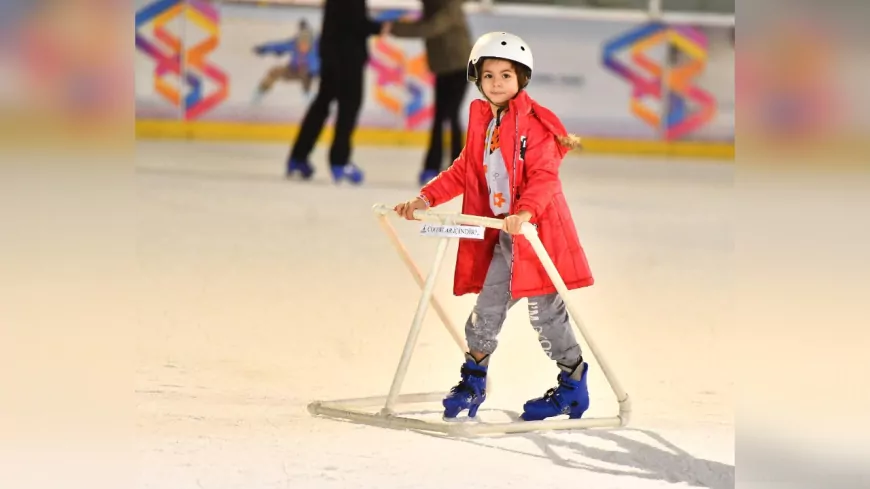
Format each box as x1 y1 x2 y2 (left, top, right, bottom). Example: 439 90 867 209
289 60 339 163
444 70 470 164
423 73 449 172
329 59 366 166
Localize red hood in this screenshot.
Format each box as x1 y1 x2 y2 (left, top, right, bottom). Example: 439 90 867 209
470 90 571 158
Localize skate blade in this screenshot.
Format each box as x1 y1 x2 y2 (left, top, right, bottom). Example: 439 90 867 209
441 413 480 423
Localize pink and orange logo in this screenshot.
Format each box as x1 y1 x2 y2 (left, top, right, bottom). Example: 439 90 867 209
603 22 716 140
369 10 434 129
136 0 229 120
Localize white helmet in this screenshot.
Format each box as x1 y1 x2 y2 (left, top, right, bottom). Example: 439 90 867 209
467 32 534 85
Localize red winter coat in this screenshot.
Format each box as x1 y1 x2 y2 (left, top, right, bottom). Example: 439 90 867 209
420 90 594 300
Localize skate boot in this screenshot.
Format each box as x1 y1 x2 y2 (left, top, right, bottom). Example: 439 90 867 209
286 159 314 180
330 163 364 185
520 361 590 421
442 353 488 420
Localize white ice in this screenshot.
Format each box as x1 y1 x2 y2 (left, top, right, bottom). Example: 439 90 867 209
136 141 734 489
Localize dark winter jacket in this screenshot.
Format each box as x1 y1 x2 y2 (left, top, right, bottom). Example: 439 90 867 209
318 0 382 65
389 0 472 75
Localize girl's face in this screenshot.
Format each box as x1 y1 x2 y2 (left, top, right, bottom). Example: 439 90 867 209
480 58 519 106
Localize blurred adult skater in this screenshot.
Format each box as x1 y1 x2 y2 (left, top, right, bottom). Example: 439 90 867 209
285 0 388 185
383 0 472 185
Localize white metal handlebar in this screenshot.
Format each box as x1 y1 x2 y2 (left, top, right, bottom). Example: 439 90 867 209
371 203 537 236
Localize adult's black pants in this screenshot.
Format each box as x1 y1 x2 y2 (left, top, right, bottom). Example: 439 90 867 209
424 69 469 172
289 58 365 167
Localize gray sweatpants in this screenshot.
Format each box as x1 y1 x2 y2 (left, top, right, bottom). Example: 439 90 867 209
465 230 582 367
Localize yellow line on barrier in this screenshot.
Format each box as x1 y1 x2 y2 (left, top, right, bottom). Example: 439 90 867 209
135 119 734 160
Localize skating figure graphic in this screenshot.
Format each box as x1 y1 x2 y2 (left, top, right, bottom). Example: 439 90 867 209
251 19 320 104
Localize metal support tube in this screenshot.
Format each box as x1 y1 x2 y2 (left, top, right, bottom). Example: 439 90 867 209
381 236 451 415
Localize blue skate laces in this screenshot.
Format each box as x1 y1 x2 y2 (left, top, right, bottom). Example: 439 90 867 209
450 364 486 395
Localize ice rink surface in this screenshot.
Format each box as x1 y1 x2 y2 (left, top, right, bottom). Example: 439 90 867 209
136 141 734 489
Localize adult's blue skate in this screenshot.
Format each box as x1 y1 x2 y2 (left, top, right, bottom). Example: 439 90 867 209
330 163 364 185
286 158 314 180
418 169 439 186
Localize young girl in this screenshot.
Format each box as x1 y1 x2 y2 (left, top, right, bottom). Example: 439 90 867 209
393 32 593 422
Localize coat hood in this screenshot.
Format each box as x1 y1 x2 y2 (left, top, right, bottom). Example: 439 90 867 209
470 90 579 159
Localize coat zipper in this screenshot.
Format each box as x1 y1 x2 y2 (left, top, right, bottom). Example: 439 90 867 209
508 109 519 298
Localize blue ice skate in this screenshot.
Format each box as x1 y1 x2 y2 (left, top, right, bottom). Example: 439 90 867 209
286 158 314 180
418 169 439 186
330 163 364 185
442 353 488 420
520 362 590 421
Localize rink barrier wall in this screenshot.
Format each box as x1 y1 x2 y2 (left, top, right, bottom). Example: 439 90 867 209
135 120 735 159
134 1 734 158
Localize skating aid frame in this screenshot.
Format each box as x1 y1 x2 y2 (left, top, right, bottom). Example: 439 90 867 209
306 204 631 437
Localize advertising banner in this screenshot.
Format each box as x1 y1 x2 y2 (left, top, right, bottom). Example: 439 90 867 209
134 0 734 141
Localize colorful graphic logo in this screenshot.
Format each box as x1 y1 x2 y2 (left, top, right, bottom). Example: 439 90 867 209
368 10 434 129
136 0 229 120
603 22 716 140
